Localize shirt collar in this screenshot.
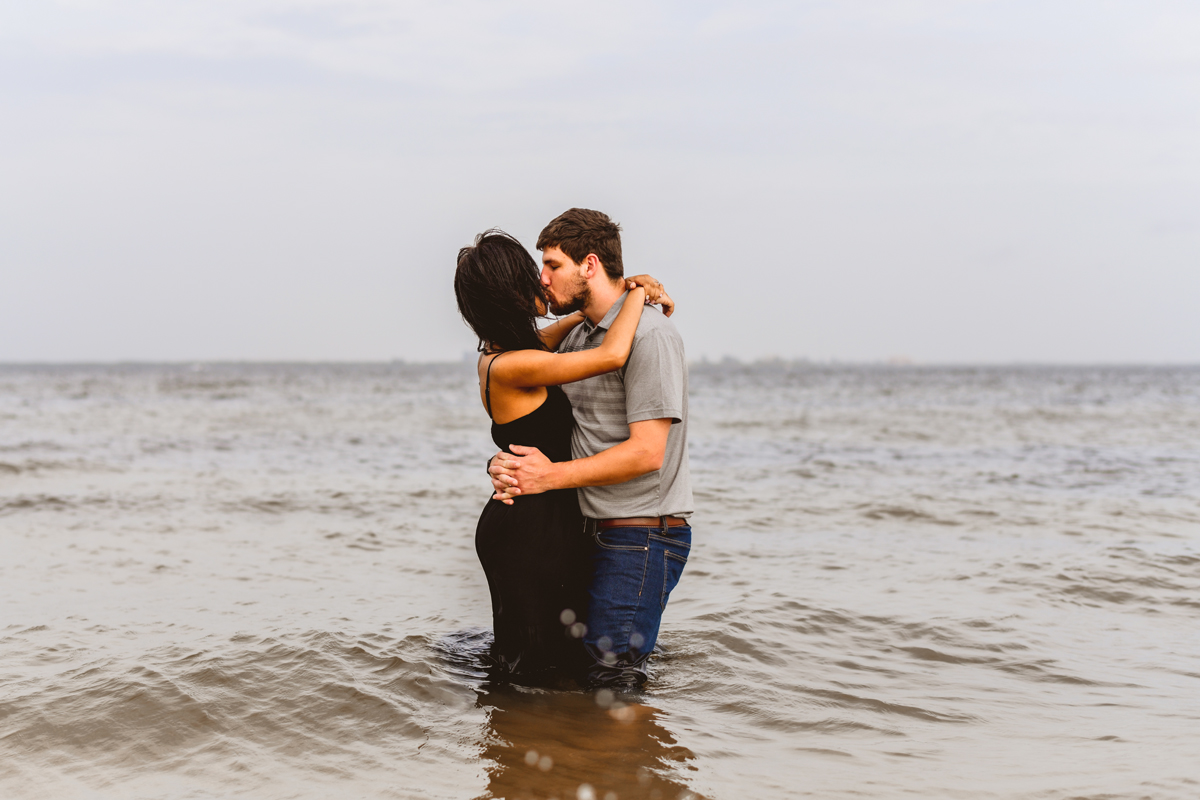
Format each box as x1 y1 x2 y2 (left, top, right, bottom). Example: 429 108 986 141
585 291 629 335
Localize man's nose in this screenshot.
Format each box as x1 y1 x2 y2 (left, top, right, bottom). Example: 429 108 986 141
539 268 550 286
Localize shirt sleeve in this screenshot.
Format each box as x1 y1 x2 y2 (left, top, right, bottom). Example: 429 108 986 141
623 323 686 425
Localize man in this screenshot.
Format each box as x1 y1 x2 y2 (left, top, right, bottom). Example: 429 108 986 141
488 208 693 689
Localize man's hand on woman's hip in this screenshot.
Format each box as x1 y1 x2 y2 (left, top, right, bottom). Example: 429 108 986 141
487 446 555 504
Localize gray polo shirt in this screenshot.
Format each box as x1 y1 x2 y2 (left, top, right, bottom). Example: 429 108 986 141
558 292 694 519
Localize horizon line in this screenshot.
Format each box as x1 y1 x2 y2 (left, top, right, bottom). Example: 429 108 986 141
1 359 1197 369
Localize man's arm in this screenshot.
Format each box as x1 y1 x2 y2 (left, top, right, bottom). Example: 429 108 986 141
489 418 671 501
491 315 685 503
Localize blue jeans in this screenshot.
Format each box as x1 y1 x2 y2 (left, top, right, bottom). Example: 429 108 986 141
582 519 692 689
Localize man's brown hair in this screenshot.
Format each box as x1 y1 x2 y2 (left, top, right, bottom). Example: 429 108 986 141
536 208 624 282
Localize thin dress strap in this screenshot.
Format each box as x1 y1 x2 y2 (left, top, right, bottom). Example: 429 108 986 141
484 352 502 419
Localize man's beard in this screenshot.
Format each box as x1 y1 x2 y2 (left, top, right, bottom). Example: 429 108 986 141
548 278 591 316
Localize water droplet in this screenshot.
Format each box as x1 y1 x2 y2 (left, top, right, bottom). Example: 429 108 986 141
539 755 554 772
560 608 577 625
597 635 613 651
630 632 645 648
610 703 636 722
525 749 539 766
577 783 596 800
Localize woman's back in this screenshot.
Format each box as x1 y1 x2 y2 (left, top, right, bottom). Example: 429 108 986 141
490 384 574 462
475 384 588 680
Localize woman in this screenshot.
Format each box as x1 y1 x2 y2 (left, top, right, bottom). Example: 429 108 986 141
454 229 666 680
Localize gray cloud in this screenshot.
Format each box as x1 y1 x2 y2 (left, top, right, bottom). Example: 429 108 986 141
2 0 1198 362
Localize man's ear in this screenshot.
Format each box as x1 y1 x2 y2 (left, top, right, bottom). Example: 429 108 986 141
583 253 600 279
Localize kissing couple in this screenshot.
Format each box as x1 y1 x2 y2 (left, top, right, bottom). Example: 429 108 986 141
454 208 694 690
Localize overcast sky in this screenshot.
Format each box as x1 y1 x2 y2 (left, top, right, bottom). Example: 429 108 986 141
2 0 1197 363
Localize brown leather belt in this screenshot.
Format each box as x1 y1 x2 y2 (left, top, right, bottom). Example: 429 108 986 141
594 516 688 529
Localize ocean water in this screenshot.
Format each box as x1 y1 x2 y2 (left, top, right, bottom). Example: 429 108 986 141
1 362 1198 800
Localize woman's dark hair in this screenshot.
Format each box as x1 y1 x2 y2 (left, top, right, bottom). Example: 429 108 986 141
455 229 548 353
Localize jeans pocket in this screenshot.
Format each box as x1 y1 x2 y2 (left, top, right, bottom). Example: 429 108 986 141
661 550 688 610
593 527 650 551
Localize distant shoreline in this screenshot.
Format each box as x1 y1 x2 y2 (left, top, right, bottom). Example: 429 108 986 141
1 360 1197 369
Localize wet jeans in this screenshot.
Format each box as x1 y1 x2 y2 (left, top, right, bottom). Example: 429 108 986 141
582 519 692 689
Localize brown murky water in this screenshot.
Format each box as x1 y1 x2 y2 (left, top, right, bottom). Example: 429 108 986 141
2 363 1198 799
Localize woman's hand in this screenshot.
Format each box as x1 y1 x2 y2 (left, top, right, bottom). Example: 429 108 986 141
625 274 675 317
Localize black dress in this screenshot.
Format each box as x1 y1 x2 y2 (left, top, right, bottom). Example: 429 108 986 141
475 383 590 678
